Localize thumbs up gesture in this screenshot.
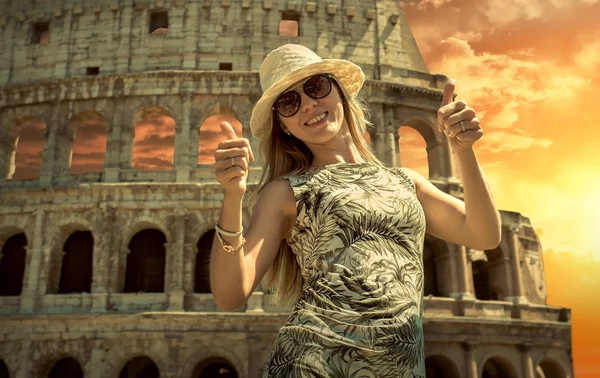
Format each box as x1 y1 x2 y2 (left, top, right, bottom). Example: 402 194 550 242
214 121 255 198
437 78 483 154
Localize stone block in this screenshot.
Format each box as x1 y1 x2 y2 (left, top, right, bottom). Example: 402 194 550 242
155 0 165 8
135 2 146 11
326 4 337 15
222 0 230 7
73 5 83 15
263 0 272 10
241 0 250 8
306 1 316 13
366 8 376 20
287 0 296 10
110 2 120 11
53 9 62 18
346 6 356 18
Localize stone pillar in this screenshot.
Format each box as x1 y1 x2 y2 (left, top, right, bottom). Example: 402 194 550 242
506 226 528 305
15 340 32 378
39 105 60 187
167 211 186 311
462 341 478 378
182 1 199 69
519 344 536 378
382 105 398 167
91 205 115 312
240 108 260 167
450 245 476 299
119 101 134 169
183 243 196 293
174 93 193 182
104 104 124 183
426 140 446 180
115 6 133 74
19 209 45 312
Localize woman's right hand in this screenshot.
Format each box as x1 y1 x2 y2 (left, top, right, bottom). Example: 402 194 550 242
214 121 255 198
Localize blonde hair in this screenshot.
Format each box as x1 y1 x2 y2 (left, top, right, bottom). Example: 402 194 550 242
247 78 383 307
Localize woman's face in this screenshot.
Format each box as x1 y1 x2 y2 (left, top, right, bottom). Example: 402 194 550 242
276 76 347 145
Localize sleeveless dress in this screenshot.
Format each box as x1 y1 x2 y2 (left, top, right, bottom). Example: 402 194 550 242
262 161 427 378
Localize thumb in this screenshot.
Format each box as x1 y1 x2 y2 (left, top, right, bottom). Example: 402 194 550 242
220 121 237 140
441 78 456 107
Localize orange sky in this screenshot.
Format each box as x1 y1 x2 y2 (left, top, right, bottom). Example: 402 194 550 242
399 0 600 376
7 0 600 376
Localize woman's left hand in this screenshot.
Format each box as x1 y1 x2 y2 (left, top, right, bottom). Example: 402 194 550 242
437 78 483 154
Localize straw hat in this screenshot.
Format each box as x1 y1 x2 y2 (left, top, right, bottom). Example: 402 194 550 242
249 44 365 140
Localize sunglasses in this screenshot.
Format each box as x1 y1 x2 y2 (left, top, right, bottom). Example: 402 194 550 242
272 74 334 118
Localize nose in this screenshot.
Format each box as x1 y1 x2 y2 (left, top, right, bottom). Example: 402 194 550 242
299 90 318 114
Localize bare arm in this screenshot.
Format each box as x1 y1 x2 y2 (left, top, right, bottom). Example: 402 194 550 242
210 179 296 311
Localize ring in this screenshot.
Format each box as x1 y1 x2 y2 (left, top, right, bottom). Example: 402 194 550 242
460 121 465 133
230 157 234 167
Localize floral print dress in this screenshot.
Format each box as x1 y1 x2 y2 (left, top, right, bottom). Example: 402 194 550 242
262 161 427 378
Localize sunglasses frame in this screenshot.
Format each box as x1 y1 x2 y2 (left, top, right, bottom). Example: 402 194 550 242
272 74 334 118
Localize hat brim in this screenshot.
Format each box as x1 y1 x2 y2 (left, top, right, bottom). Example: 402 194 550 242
250 59 365 140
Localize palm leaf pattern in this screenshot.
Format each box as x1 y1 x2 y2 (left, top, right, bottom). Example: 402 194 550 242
264 162 427 377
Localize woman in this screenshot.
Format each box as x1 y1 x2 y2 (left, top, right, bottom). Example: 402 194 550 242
210 44 501 377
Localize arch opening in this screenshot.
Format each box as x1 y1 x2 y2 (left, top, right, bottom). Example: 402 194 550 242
482 356 518 378
0 232 27 296
48 357 83 378
9 118 45 180
119 356 159 378
192 357 238 378
425 355 460 378
398 125 429 178
195 229 214 293
58 231 94 294
0 359 9 378
536 358 566 378
132 107 175 170
69 113 108 174
124 229 166 293
198 114 242 165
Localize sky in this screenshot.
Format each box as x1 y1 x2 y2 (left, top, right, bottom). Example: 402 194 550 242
6 0 600 376
398 0 600 376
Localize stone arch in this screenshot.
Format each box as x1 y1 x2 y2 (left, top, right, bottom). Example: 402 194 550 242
118 355 159 378
57 231 94 294
2 116 46 180
396 115 446 180
195 228 214 293
47 356 83 378
398 125 429 178
423 235 453 297
192 356 239 378
0 227 28 296
34 353 86 378
124 228 167 293
534 356 568 378
45 219 95 295
480 353 519 378
181 347 245 378
131 105 176 170
425 354 460 378
123 218 171 246
105 347 167 378
65 111 108 175
0 359 8 378
197 104 242 165
470 244 509 301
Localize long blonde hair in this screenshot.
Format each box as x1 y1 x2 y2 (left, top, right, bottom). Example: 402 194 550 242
247 78 382 307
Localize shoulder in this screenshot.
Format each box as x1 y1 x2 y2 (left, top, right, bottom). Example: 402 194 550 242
258 179 297 216
388 166 421 193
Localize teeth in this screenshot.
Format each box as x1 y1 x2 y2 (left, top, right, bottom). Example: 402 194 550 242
306 113 326 125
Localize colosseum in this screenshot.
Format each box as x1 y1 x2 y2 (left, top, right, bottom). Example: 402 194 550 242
0 0 573 377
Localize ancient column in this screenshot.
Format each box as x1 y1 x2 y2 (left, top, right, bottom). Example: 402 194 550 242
104 102 124 182
519 344 536 378
167 209 186 311
507 225 527 304
382 105 398 167
174 92 193 182
462 341 479 378
19 209 45 312
39 104 61 187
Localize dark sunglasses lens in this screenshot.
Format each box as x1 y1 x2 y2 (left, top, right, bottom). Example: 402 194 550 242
275 91 301 117
304 75 332 99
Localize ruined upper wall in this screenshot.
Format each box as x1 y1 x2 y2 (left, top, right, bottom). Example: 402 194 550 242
0 0 430 85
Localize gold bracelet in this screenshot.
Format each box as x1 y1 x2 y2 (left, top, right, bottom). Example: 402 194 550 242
215 228 246 254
